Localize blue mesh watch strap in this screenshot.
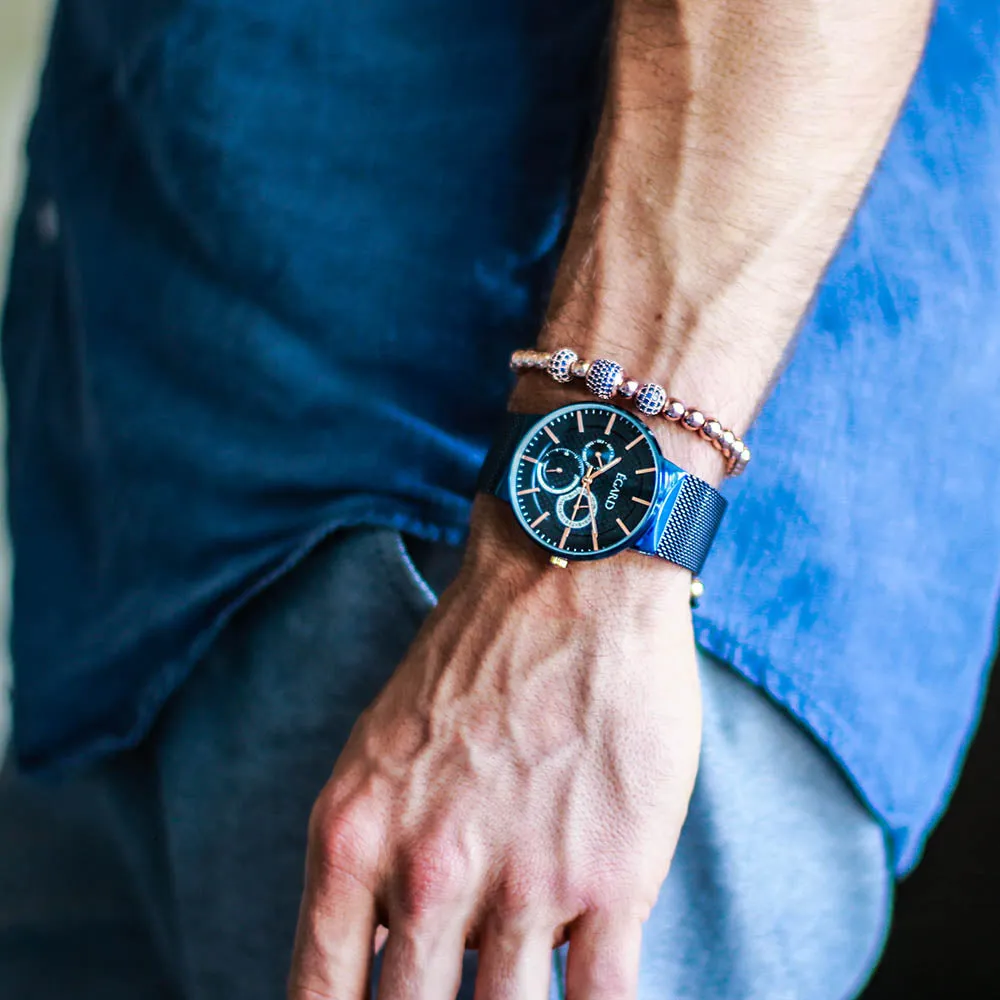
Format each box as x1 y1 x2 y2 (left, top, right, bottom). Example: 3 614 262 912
654 474 727 575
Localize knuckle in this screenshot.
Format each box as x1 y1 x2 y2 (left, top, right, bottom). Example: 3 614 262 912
582 853 653 908
395 837 473 919
585 885 655 928
491 871 548 931
629 883 659 924
307 799 382 888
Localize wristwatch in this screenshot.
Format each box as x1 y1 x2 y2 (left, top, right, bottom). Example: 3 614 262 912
478 402 727 574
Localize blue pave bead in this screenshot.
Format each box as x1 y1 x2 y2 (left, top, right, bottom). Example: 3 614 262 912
635 382 667 416
585 358 624 400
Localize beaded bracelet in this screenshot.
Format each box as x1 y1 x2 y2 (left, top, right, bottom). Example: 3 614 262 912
510 347 751 477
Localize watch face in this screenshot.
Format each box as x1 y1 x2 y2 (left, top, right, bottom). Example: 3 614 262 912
508 403 661 560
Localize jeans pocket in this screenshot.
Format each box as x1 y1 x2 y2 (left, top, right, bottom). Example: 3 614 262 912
374 529 466 618
372 530 439 622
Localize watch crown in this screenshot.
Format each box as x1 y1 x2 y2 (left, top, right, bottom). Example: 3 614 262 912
548 556 569 569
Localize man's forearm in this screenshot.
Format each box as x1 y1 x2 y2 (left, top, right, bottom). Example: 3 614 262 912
292 7 937 994
513 0 933 483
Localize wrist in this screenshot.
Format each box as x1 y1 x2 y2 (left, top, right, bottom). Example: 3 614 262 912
467 494 695 609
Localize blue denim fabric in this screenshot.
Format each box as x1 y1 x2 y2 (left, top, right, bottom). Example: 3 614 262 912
0 528 889 999
2 0 999 876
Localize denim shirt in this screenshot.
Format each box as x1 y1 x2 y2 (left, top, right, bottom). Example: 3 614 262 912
3 0 999 874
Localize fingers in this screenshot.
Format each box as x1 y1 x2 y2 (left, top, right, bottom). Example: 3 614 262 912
288 809 381 1000
472 924 553 1000
376 919 468 1000
376 835 479 1000
564 910 643 1000
288 865 377 1000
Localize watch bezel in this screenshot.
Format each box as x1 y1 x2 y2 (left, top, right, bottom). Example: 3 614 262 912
506 402 663 562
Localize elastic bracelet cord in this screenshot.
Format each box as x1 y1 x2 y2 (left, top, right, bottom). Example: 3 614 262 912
510 347 751 477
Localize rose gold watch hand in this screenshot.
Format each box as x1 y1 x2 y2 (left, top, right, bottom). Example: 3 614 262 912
569 479 590 524
589 486 599 551
584 461 600 549
568 465 597 526
588 456 622 480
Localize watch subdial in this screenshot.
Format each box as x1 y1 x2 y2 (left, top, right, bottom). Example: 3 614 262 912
538 448 584 495
556 486 597 530
582 438 616 471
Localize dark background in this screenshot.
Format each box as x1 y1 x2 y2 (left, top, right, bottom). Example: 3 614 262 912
860 658 1000 998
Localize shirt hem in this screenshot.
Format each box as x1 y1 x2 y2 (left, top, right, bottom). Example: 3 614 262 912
12 499 470 778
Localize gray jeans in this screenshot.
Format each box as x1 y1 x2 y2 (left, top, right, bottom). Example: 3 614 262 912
0 527 890 998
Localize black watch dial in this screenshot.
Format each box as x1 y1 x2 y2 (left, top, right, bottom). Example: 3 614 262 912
508 403 661 559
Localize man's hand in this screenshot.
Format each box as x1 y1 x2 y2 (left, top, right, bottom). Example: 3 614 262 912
290 0 932 993
288 503 701 999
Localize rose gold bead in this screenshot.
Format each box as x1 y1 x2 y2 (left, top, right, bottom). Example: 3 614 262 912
570 359 591 378
720 430 736 455
619 378 640 399
664 399 686 421
730 445 751 475
701 419 722 442
683 409 706 431
731 438 745 458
